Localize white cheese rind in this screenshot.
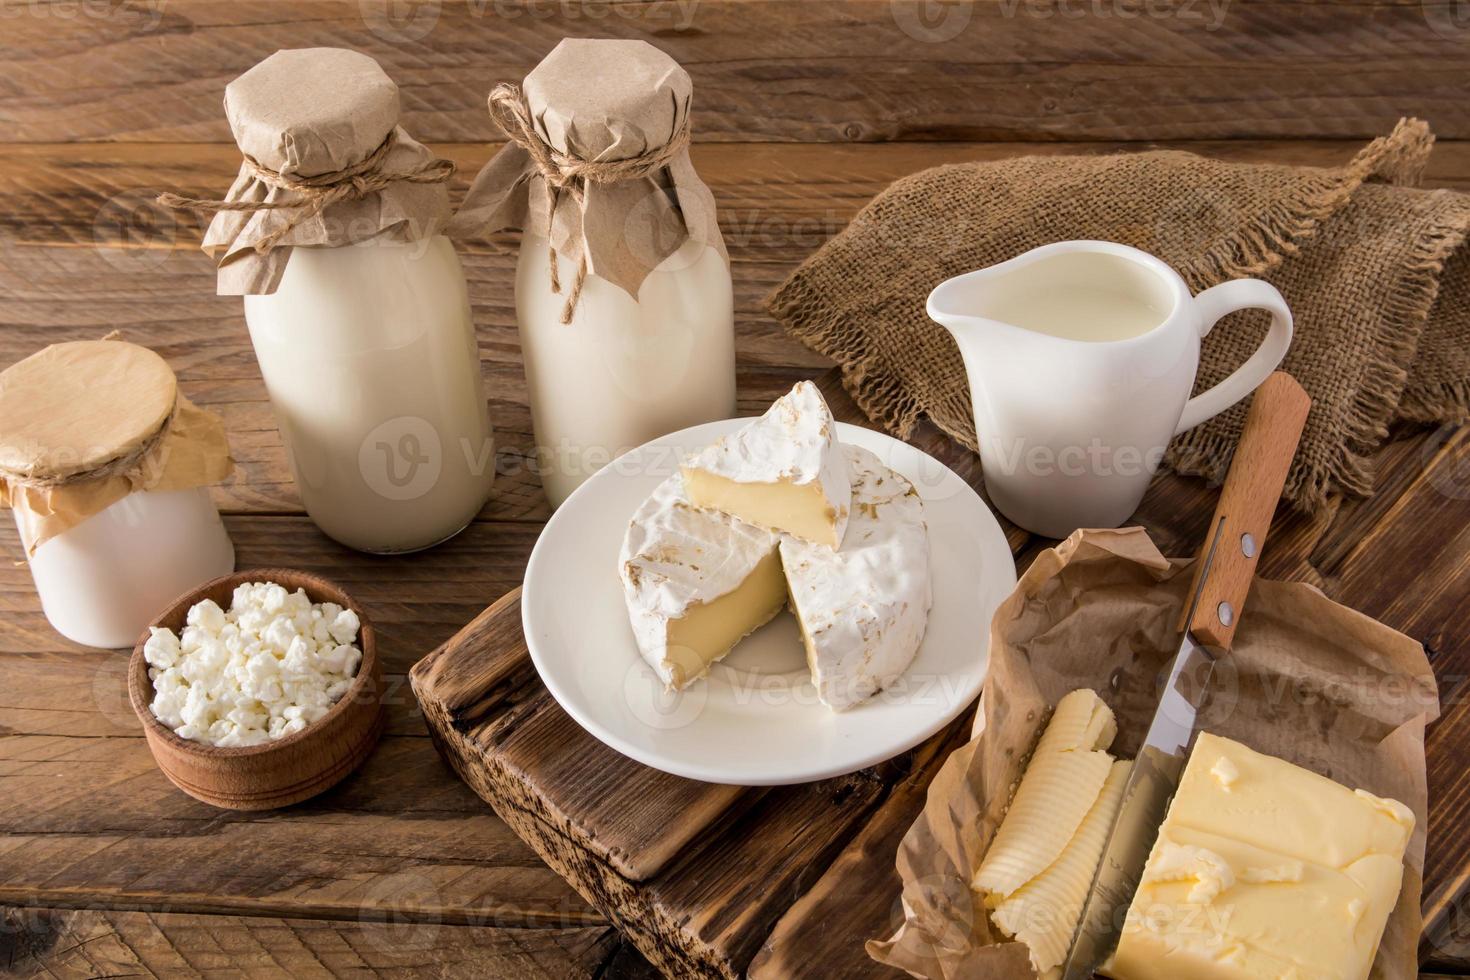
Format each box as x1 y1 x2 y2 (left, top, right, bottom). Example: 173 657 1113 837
781 444 932 711
618 471 780 688
683 380 850 545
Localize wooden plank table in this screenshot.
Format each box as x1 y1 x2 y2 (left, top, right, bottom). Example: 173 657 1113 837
2 3 1468 977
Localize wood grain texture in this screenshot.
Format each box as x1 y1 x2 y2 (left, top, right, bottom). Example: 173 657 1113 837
2 0 1468 144
1318 426 1470 970
411 598 950 976
4 130 1470 978
0 730 599 928
411 592 754 883
0 904 619 979
748 708 979 979
0 518 599 931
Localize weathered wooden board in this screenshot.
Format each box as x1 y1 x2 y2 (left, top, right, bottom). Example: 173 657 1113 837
2 0 1468 144
0 730 597 926
411 587 964 979
0 904 621 979
0 516 598 929
747 707 979 979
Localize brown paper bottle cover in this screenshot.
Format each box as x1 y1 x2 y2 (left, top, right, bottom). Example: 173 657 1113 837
175 48 454 296
448 39 727 315
0 340 235 555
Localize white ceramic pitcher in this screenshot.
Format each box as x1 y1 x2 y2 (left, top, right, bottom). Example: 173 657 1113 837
927 241 1293 538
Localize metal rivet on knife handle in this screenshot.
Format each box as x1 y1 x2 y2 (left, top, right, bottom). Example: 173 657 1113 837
1218 602 1234 627
1180 372 1312 650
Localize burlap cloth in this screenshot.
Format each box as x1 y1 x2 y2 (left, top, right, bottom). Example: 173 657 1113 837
768 120 1470 511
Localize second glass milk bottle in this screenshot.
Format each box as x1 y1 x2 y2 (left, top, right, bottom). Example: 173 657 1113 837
166 48 494 552
451 39 736 507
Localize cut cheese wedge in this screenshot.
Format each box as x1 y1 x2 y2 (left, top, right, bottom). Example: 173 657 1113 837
620 443 930 712
682 380 851 547
619 472 783 689
992 759 1129 979
974 689 1118 897
783 445 932 711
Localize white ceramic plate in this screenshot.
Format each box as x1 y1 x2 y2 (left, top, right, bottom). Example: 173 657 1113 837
521 420 1017 786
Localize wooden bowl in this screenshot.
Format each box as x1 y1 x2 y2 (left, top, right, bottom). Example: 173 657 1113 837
128 568 385 810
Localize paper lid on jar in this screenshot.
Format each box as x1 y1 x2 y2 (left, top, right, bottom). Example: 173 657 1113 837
523 39 693 163
0 340 235 556
173 48 455 296
226 48 400 179
0 340 177 482
449 39 727 322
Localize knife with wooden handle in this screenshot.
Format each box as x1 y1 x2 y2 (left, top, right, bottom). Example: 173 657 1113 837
1060 371 1312 979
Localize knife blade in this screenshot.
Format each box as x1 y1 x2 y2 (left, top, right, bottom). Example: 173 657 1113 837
1059 521 1222 979
1059 371 1312 980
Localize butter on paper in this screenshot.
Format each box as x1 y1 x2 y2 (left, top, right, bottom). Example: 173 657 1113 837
868 527 1439 980
1106 731 1413 979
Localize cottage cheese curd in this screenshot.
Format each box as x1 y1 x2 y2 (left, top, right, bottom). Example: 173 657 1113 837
143 582 362 747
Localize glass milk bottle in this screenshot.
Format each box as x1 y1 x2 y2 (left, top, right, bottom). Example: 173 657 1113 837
452 39 735 507
169 48 493 553
0 341 236 648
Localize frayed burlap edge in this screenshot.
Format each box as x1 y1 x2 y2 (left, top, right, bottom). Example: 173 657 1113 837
1178 195 1470 508
767 120 1469 513
1169 121 1470 508
1400 378 1470 424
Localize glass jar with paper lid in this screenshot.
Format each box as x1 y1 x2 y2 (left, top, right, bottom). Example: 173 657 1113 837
451 39 735 508
162 48 494 553
0 340 236 649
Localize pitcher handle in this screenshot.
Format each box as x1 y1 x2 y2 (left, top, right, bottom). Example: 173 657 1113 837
1175 279 1294 436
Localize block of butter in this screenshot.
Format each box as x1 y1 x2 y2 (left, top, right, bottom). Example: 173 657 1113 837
1105 732 1414 980
973 689 1124 978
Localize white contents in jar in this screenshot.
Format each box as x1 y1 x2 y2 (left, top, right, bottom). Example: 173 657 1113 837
24 486 235 650
245 236 494 554
143 582 363 747
517 234 735 506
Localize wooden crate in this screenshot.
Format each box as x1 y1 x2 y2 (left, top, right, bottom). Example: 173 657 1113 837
410 587 973 979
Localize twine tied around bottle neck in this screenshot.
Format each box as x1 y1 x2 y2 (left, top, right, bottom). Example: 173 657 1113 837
487 82 693 324
155 130 455 253
0 403 176 491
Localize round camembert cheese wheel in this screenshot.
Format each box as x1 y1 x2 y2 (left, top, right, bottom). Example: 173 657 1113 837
619 385 932 712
